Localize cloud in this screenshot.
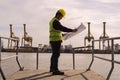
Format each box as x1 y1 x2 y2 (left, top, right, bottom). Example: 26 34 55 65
95 0 120 3
0 0 120 47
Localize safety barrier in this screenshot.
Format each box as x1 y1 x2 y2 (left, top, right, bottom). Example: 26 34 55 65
0 37 24 80
88 37 120 80
72 37 120 80
20 46 39 70
72 46 92 70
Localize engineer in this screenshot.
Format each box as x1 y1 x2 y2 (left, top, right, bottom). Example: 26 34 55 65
49 9 77 75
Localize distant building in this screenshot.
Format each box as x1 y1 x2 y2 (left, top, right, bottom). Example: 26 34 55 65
42 44 49 53
38 44 74 53
115 43 120 52
1 40 4 49
64 44 73 53
60 45 65 53
24 44 31 47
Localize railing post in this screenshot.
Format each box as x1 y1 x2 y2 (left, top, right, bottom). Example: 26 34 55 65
72 49 75 70
16 40 24 71
36 47 39 70
0 37 6 80
102 40 105 50
106 39 114 80
87 40 94 71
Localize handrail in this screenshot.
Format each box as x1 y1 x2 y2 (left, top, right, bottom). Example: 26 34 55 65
87 37 120 80
72 46 93 70
0 37 24 80
72 37 120 80
0 37 18 41
73 46 92 50
19 46 39 70
0 55 18 61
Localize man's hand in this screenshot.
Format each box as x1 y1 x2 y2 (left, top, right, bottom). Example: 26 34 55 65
72 29 77 32
62 33 66 36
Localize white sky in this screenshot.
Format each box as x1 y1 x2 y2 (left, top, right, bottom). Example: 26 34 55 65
0 0 120 47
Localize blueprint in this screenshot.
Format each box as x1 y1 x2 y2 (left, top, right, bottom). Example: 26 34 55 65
63 23 86 40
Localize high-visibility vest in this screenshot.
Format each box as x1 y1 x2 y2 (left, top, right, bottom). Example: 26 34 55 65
49 17 62 41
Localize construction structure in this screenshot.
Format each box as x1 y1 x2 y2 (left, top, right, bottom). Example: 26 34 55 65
99 22 110 50
8 24 20 48
21 24 33 47
84 22 94 49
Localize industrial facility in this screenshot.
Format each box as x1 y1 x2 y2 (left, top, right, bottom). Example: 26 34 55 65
1 22 120 53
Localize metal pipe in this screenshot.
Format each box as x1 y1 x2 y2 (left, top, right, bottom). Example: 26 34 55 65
99 40 101 50
36 47 39 70
107 39 114 80
0 37 23 79
73 49 75 70
1 55 18 61
0 37 6 80
23 24 26 46
16 40 24 71
87 40 94 71
89 37 120 80
0 37 1 62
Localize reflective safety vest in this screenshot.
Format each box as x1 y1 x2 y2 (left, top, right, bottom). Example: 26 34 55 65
49 17 62 42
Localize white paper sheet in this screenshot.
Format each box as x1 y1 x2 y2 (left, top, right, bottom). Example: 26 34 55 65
63 23 86 40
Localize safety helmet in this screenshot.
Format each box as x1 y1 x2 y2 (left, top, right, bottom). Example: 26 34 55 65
58 9 66 17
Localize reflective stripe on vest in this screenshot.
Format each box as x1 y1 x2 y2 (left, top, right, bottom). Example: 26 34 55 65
49 17 62 41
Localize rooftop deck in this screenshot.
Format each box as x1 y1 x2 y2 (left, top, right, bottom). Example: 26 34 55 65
8 69 105 80
1 37 120 80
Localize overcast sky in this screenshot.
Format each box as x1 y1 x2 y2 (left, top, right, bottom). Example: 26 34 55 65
0 0 120 47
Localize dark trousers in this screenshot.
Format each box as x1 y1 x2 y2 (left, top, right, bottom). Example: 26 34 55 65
50 41 61 71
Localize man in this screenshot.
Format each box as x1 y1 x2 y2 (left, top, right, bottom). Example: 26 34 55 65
49 9 77 75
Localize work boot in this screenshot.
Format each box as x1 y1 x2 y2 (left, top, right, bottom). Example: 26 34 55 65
50 69 58 72
52 70 64 75
50 68 58 72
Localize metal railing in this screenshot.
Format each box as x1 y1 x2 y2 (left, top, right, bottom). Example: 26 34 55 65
0 37 24 80
72 46 92 70
87 37 120 80
72 37 120 80
20 46 39 70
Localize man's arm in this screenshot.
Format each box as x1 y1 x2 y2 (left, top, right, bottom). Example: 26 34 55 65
53 20 73 32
